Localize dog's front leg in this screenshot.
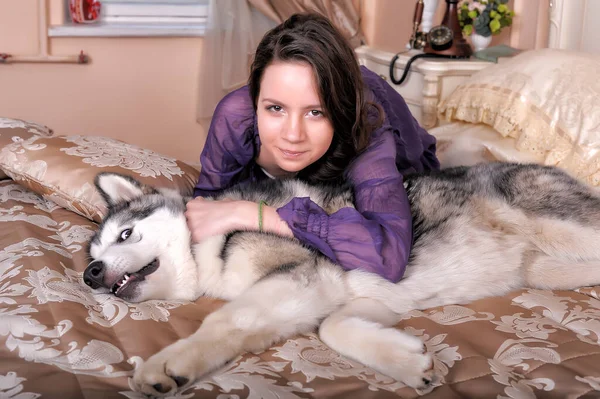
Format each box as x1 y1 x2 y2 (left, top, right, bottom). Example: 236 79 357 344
133 273 343 397
319 298 439 390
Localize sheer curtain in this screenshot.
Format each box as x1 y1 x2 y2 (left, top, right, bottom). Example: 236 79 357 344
196 0 364 122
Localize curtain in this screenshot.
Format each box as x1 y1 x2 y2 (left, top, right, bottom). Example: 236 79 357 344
196 0 364 122
248 0 364 47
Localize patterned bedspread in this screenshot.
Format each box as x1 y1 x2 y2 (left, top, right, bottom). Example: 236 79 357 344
2 176 600 398
1 114 600 398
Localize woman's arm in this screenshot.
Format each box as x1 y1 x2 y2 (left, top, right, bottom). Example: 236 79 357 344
277 128 413 282
189 86 271 242
186 197 293 243
360 66 440 174
193 86 258 198
190 120 413 283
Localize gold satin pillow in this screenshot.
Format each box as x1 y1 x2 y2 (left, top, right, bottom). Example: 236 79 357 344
0 118 54 180
0 126 200 222
438 49 600 186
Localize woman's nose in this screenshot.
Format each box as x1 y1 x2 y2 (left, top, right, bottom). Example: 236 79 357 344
283 115 305 142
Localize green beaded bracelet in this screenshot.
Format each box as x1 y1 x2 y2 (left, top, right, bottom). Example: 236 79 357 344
258 200 266 232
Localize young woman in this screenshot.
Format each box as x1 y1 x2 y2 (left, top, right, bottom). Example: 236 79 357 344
186 13 439 283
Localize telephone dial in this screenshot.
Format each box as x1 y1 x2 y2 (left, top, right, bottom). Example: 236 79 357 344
390 0 473 85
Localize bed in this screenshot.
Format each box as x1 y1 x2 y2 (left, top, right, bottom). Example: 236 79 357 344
2 54 600 399
3 18 600 399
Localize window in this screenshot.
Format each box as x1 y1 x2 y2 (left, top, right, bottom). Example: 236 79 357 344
50 0 208 37
101 0 208 26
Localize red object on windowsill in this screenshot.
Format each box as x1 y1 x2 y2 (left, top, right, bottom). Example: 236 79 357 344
69 0 101 24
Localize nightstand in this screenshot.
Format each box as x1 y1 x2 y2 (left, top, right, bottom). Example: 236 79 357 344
355 45 493 129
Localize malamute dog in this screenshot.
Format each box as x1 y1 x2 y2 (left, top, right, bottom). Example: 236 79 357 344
85 162 600 397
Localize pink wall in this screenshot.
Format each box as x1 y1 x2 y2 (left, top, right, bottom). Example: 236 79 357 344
0 0 550 167
0 0 207 167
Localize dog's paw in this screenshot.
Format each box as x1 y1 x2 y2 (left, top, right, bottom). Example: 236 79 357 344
132 339 200 397
375 344 440 391
394 352 440 390
394 330 427 354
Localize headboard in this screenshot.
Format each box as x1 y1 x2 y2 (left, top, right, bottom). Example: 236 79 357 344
547 0 600 53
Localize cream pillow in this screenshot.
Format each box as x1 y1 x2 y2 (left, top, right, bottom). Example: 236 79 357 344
438 49 600 185
0 127 200 222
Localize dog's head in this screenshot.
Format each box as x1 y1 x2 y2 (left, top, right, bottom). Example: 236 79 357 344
85 173 198 302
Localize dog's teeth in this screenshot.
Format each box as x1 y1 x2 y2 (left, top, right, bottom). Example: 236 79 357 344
113 274 131 294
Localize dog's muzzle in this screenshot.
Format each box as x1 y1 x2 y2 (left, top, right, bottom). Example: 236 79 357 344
83 258 160 297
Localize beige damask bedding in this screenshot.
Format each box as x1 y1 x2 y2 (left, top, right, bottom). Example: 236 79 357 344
2 118 600 398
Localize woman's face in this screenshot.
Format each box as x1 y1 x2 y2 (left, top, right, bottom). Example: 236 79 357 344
256 61 334 177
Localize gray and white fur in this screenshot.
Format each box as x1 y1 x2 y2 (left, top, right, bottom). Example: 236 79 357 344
86 162 600 397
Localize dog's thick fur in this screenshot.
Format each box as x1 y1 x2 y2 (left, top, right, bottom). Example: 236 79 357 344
86 162 600 397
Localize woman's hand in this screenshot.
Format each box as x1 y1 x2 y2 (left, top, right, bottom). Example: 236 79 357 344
185 197 293 243
185 198 252 243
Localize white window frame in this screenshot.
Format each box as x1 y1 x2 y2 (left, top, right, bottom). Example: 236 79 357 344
102 0 207 25
49 0 208 38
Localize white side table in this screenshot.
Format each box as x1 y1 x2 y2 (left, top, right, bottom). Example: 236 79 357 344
355 45 492 129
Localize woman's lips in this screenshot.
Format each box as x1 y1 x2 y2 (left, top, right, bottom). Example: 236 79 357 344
279 149 306 158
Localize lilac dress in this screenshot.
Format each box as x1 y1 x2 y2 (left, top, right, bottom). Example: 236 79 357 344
194 66 439 282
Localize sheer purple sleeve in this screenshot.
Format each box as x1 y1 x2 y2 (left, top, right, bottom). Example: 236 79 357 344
361 66 440 174
277 128 412 282
194 86 258 198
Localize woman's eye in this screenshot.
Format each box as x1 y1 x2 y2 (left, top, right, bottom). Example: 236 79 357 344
118 228 132 243
267 105 282 112
310 110 323 117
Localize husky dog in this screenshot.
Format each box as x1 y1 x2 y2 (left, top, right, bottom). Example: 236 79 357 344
85 162 600 397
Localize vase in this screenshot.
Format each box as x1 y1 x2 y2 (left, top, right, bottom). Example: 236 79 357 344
471 33 493 52
69 0 101 24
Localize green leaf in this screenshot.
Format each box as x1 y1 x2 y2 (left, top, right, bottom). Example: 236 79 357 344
464 24 473 36
460 9 470 22
490 18 501 32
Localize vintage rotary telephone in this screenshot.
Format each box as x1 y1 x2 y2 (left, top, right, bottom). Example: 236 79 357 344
390 0 473 85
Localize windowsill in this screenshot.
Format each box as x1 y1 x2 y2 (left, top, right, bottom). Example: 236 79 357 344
48 22 206 38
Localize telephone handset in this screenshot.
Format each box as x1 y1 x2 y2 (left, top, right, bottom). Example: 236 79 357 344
390 0 473 85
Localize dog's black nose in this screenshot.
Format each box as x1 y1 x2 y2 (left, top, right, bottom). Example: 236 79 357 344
84 260 106 289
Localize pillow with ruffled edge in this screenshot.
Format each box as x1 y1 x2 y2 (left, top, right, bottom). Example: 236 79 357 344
0 127 200 223
438 48 600 186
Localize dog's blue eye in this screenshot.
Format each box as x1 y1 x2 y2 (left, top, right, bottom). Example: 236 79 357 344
118 228 132 243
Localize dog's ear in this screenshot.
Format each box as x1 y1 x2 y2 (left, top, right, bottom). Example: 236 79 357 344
94 173 156 206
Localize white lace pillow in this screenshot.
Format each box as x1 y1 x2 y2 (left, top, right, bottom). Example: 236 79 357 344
0 130 200 222
438 49 600 186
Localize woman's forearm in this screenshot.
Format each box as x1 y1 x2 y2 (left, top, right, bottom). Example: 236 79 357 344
237 201 293 237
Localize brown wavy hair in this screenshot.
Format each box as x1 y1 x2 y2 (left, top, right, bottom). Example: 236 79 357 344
248 12 382 184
